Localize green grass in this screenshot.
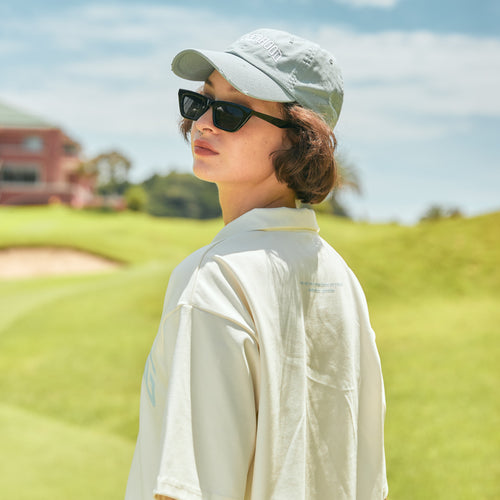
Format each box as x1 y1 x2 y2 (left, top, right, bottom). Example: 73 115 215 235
0 205 499 499
375 295 500 499
0 403 133 500
318 211 500 301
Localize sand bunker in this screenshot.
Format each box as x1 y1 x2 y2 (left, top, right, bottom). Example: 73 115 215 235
0 247 121 279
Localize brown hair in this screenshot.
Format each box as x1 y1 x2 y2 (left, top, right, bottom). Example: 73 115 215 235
274 103 337 204
179 102 337 204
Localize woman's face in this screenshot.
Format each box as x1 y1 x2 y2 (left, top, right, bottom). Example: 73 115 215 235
190 70 289 190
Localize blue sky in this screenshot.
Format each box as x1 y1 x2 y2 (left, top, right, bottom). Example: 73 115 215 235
1 0 499 223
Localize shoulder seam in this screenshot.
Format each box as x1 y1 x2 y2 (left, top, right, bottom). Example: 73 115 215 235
184 239 227 305
161 303 259 346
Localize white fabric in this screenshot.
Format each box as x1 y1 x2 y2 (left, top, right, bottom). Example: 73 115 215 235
125 207 388 500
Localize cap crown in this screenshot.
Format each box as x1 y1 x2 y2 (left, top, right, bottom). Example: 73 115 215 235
227 29 343 128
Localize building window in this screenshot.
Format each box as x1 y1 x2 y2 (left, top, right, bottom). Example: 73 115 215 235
63 143 78 156
0 164 40 184
22 135 44 152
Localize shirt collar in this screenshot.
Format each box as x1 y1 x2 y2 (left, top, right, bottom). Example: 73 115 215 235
212 207 319 244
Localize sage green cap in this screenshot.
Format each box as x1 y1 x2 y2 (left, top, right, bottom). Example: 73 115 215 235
171 28 344 129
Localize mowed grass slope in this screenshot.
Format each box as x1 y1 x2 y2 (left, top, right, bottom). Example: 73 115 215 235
0 206 498 499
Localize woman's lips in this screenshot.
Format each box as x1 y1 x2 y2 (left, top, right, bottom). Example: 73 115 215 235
193 140 218 156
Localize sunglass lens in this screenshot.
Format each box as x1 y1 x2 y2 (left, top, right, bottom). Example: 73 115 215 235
213 103 248 132
181 93 207 120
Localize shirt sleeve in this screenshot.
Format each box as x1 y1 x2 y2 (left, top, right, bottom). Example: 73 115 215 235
153 304 260 500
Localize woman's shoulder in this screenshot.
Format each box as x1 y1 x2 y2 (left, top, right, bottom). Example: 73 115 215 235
162 240 255 324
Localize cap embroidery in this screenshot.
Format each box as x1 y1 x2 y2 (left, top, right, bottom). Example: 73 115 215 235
243 33 283 62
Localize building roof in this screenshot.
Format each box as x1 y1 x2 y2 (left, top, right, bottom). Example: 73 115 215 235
0 99 56 129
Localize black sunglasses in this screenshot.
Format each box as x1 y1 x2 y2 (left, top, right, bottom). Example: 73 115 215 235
178 89 291 132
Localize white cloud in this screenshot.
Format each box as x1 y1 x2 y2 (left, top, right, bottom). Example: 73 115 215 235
35 3 244 51
334 0 399 8
0 5 250 133
0 39 24 55
8 5 496 133
303 26 500 144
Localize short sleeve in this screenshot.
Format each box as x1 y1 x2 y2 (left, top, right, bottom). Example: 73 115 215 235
154 304 260 500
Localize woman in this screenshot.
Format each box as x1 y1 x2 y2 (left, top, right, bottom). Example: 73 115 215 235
126 28 388 500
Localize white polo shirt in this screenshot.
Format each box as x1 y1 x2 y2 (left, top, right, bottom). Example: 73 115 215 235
125 207 388 500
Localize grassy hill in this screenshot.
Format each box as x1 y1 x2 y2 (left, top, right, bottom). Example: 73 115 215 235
0 206 498 499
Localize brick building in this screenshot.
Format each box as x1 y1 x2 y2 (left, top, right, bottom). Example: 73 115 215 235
0 100 95 207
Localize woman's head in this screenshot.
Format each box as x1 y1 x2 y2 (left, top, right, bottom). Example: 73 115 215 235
172 28 342 204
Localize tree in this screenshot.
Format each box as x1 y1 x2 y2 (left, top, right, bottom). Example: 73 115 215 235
124 185 148 212
142 172 221 219
419 204 463 222
82 150 132 195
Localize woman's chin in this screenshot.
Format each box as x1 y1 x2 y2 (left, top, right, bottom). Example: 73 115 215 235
192 162 218 183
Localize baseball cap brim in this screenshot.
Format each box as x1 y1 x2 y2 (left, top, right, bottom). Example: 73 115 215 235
171 49 294 103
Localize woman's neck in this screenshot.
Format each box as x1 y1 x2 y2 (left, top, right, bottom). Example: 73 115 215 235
217 181 296 225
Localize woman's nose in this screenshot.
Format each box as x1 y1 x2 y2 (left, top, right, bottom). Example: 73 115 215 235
193 107 216 133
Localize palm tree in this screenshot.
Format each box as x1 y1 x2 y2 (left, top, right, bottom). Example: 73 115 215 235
328 153 362 217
